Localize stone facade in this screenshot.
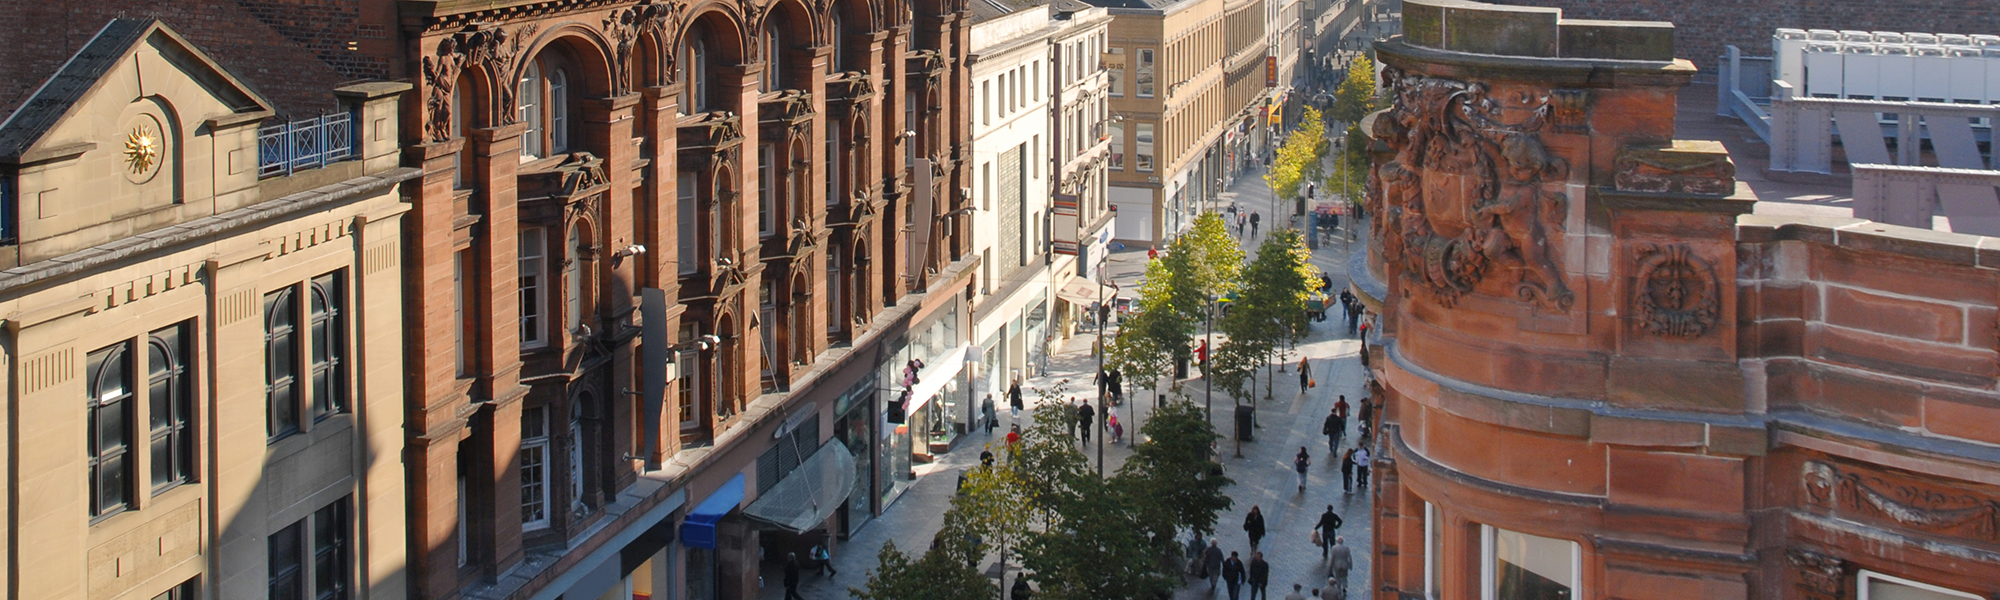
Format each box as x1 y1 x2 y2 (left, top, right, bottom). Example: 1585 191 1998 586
1357 1 2000 599
0 20 412 600
381 1 975 599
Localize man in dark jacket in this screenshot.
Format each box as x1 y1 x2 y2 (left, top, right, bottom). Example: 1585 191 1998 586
1204 540 1225 591
1243 505 1267 551
1247 552 1271 600
1077 401 1095 445
782 553 804 600
1316 506 1344 560
1011 577 1034 600
1340 449 1358 493
1221 551 1247 600
1009 379 1025 418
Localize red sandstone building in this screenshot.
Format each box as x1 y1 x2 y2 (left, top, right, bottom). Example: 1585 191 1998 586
1356 2 2000 599
4 1 977 599
389 1 977 599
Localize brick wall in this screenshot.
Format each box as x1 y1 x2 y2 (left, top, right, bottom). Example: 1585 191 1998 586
1491 0 2000 71
0 1 385 118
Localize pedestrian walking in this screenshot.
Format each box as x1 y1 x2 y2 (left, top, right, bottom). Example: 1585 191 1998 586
1329 536 1354 592
1066 398 1079 439
1293 447 1312 493
782 553 804 600
1356 447 1372 488
1297 357 1311 392
1248 552 1271 600
811 542 838 577
1006 424 1022 454
1357 399 1374 432
1009 379 1024 418
1222 552 1246 600
1316 505 1344 560
1011 577 1034 600
1284 584 1308 600
1077 401 1095 445
1323 402 1346 453
1243 506 1266 551
1250 211 1262 239
982 394 998 433
1340 449 1357 493
1321 576 1343 600
1109 413 1124 443
1204 540 1226 591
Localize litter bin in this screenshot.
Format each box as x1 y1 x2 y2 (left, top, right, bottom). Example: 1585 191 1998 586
1235 405 1255 442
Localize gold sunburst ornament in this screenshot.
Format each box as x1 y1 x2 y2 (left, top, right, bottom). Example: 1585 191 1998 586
124 125 158 175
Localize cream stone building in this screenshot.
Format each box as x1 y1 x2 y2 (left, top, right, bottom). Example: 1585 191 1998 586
0 19 413 600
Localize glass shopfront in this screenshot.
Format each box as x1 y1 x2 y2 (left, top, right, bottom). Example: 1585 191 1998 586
832 375 877 537
878 295 967 509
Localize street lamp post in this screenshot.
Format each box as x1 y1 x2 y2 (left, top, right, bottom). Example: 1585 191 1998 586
1096 255 1110 477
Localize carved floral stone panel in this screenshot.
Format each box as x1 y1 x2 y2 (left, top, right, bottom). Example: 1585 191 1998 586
1803 459 2000 544
1632 243 1720 338
1369 67 1575 312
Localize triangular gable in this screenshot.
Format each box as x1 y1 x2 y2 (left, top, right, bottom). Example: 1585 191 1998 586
0 18 274 164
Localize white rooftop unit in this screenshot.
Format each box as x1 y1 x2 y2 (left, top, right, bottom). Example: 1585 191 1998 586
1808 29 1842 42
1805 42 1846 97
1776 28 1810 90
1912 45 1951 101
1872 31 1906 44
1877 44 1916 101
1842 30 1875 43
1947 46 1987 103
1905 32 1939 45
1989 48 2000 105
1843 43 1881 99
1973 35 2000 48
1939 34 1972 46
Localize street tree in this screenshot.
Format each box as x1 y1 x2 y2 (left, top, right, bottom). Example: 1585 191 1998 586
1221 229 1319 398
1107 214 1238 396
1330 54 1383 125
1113 396 1233 544
1264 106 1329 205
949 461 1033 596
849 539 993 600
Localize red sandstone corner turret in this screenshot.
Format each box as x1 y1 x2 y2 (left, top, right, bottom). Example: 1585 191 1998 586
1356 1 2000 600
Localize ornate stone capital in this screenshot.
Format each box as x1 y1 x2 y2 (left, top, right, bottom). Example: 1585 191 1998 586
1631 243 1720 338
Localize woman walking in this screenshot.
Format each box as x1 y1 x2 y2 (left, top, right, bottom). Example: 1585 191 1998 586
1293 447 1312 493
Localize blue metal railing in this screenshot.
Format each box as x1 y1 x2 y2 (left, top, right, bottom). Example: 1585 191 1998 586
258 111 355 178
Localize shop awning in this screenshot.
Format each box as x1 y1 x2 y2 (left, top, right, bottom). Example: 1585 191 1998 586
742 442 858 533
1053 276 1107 305
679 473 745 549
905 344 971 414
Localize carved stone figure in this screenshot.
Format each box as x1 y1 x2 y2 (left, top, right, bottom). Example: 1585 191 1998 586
1369 67 1574 310
1632 243 1720 338
1785 548 1844 600
419 24 541 140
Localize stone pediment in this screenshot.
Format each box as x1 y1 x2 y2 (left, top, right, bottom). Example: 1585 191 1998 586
0 18 271 163
677 111 744 153
758 90 817 125
827 72 876 103
518 153 610 201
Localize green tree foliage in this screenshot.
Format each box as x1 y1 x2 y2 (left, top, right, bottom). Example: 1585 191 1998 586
1113 397 1233 542
849 540 994 600
949 461 1033 594
1106 213 1240 395
1324 124 1369 208
1219 230 1320 396
1330 54 1383 125
1264 106 1329 202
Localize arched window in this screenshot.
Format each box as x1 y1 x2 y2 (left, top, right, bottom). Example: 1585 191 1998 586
147 324 193 492
519 61 544 158
682 38 710 113
830 14 846 71
88 342 135 518
452 76 471 188
549 68 570 154
763 24 783 92
569 393 588 512
565 224 587 335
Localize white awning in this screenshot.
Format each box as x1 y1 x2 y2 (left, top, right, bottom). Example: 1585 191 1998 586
743 442 857 533
1053 276 1106 305
905 344 971 414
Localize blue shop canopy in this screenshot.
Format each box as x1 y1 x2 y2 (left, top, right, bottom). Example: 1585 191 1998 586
679 473 745 549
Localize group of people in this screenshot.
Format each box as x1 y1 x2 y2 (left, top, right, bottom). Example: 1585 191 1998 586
1226 203 1264 240
1187 503 1356 600
1322 395 1375 493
